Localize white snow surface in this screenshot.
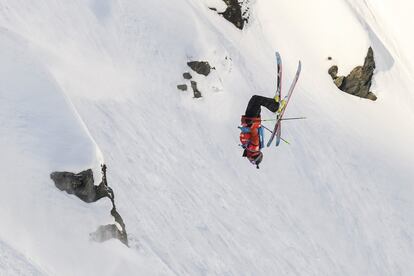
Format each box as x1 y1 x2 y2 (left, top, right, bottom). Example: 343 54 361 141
0 0 413 275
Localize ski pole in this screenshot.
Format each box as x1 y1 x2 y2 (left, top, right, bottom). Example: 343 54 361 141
281 117 307 121
261 117 307 122
262 125 274 133
280 137 290 145
261 125 290 145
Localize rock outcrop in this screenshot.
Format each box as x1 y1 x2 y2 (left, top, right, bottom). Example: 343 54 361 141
187 61 212 76
190 81 202 98
183 72 192 79
328 47 377 101
51 165 128 246
177 84 187 91
207 0 251 30
219 0 245 30
176 61 215 97
90 224 126 244
50 169 110 203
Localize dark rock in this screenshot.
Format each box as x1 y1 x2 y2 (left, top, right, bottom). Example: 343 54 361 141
51 165 128 246
90 224 128 246
366 92 378 101
191 81 202 98
50 169 108 203
97 164 128 246
177 84 187 91
183 72 192 79
187 61 211 76
219 0 245 30
328 65 338 79
334 76 345 88
328 47 377 101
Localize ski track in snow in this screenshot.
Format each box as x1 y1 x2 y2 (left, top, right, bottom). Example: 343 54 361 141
0 0 414 275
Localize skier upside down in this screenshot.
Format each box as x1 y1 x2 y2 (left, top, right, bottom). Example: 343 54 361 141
239 95 285 169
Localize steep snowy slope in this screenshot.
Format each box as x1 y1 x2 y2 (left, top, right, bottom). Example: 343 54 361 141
0 27 172 275
0 0 413 275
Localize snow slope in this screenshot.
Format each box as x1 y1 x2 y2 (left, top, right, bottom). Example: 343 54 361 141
0 0 413 275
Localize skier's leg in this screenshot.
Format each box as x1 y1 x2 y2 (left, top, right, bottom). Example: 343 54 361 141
245 95 279 117
260 96 279 113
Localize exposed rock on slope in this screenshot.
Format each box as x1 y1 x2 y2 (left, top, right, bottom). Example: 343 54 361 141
177 84 188 91
191 81 202 98
219 0 245 29
328 47 377 101
176 61 214 97
183 72 192 79
50 169 107 203
207 0 250 30
51 165 128 246
187 61 212 76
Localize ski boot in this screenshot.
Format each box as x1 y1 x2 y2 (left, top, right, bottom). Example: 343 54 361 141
274 95 286 113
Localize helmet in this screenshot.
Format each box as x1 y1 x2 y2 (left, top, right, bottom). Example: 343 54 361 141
248 151 263 169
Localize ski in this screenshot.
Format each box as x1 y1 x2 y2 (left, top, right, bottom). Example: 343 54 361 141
275 123 282 146
275 60 302 146
267 60 302 147
274 52 282 146
275 52 282 99
273 52 283 147
265 52 282 147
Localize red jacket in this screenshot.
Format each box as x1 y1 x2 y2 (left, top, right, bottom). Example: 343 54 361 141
240 116 261 158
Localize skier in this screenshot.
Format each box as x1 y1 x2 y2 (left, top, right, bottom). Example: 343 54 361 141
239 95 285 168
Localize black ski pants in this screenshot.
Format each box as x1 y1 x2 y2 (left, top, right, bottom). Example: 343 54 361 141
244 95 279 118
